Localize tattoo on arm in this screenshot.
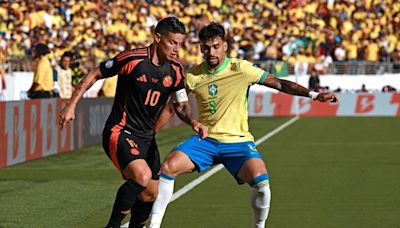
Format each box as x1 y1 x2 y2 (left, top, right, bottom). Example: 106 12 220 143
173 101 193 125
278 79 310 97
265 76 310 97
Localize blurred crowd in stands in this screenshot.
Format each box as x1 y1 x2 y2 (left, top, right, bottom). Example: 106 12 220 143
0 0 399 99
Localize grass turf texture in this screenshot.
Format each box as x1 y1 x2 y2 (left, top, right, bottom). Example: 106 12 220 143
0 117 399 227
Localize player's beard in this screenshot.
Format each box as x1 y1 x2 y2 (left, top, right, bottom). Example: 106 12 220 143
207 56 219 68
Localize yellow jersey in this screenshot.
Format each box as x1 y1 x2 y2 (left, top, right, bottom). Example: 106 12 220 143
100 76 118 97
33 56 53 92
186 57 267 143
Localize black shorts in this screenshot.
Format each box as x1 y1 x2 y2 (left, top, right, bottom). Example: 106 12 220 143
102 128 160 180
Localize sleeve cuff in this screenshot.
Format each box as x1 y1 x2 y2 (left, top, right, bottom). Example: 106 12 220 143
257 71 268 84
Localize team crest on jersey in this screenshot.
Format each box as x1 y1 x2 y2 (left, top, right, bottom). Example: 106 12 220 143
208 84 218 96
162 75 173 87
105 59 114 68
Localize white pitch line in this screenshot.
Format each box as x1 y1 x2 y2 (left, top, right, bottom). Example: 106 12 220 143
121 116 299 228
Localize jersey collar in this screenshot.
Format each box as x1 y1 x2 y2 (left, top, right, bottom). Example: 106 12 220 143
204 56 229 75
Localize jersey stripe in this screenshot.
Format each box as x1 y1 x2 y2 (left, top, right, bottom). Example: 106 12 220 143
116 51 133 61
117 53 146 61
119 59 143 75
132 48 147 55
172 64 182 87
109 111 127 173
117 49 148 61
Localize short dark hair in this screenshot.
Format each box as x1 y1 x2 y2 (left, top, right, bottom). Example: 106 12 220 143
35 43 50 56
61 51 73 59
155 17 186 35
199 22 225 42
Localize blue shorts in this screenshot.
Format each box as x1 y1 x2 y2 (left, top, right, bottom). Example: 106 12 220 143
174 134 263 183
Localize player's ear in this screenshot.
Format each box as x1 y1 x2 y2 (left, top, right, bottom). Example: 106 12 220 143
154 33 161 43
200 44 205 54
223 41 228 52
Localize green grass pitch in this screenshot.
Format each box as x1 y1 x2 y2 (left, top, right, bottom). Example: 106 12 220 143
1 117 400 228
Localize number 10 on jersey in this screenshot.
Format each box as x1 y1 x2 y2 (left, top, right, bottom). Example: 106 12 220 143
145 89 161 106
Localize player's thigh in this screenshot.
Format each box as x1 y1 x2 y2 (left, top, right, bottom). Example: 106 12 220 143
236 158 268 184
162 151 196 176
165 134 217 175
115 132 153 184
139 179 158 202
220 141 267 184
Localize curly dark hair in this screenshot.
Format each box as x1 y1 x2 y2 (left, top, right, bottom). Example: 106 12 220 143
199 22 225 42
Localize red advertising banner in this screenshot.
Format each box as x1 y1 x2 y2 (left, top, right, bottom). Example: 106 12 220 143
248 92 400 117
390 93 400 117
0 99 73 168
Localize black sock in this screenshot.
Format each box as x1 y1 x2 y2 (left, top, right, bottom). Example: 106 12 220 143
128 199 155 228
106 180 146 228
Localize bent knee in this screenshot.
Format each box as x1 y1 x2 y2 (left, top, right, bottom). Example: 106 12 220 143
160 161 177 176
131 171 152 186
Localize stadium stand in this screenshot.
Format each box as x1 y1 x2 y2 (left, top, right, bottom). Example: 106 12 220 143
0 0 399 76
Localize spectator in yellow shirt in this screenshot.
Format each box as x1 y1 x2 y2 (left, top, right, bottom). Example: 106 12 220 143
366 39 379 62
365 39 379 74
28 43 53 98
345 41 358 74
98 76 117 97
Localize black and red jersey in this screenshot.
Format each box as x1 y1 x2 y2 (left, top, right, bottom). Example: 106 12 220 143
99 46 185 137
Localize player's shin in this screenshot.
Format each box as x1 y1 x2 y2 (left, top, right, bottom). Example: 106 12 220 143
149 173 176 228
106 180 146 228
129 199 154 228
250 173 271 228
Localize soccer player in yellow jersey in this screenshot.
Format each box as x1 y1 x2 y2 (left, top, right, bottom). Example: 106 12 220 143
150 23 338 228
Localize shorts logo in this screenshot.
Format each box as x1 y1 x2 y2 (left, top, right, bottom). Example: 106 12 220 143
208 84 218 96
162 75 173 87
105 59 114 68
126 138 140 155
130 148 140 155
248 144 257 152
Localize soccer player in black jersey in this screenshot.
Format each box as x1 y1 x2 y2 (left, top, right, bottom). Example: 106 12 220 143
59 17 207 228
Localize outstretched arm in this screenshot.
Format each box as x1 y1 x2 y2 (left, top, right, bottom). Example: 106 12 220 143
262 74 338 102
173 101 208 139
59 67 103 129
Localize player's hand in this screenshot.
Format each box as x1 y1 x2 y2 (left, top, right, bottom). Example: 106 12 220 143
191 120 208 139
59 104 76 130
316 92 339 103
